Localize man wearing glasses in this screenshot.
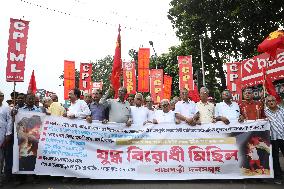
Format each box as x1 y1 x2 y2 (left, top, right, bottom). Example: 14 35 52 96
153 99 179 124
239 88 265 120
129 93 151 126
195 87 215 124
175 88 198 126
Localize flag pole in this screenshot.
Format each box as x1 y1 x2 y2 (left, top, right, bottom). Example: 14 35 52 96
13 81 16 106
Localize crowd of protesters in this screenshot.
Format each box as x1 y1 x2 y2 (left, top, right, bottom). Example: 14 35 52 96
0 85 283 185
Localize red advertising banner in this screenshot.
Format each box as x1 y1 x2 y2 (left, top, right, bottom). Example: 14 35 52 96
241 49 284 88
150 69 163 104
64 60 75 100
138 69 149 92
79 63 92 94
138 48 150 69
163 75 172 100
6 18 30 82
123 61 136 94
226 62 242 102
178 56 194 91
138 48 150 92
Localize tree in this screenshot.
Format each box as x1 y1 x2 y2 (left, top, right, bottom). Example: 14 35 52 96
59 55 114 93
168 0 284 91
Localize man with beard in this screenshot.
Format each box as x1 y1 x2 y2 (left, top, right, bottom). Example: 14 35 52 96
129 93 150 126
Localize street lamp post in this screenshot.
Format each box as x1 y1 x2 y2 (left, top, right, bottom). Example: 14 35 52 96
149 41 158 69
199 38 206 86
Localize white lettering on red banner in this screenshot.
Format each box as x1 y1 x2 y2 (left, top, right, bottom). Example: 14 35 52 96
6 18 29 82
226 62 242 102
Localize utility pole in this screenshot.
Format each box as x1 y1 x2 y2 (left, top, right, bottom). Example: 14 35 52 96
199 38 205 86
149 41 158 69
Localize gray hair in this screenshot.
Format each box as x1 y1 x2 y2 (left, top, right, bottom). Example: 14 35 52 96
200 87 209 94
135 93 143 100
161 99 170 105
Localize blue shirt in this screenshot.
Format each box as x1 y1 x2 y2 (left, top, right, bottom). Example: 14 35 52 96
19 105 42 113
89 102 107 121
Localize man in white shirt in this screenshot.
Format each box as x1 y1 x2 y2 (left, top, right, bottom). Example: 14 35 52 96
145 96 155 122
215 90 244 124
0 91 12 185
129 93 150 126
65 88 91 119
175 88 198 126
153 99 178 124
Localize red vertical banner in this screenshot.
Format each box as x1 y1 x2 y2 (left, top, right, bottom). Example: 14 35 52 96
178 56 193 91
64 60 75 100
6 18 30 82
79 63 92 94
226 62 242 102
123 61 136 94
138 48 150 92
163 75 172 100
150 69 163 104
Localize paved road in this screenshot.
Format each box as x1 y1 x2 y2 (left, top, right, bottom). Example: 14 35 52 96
2 157 283 189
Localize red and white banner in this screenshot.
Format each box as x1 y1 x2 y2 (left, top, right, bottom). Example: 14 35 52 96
138 48 150 92
123 61 136 94
241 49 284 88
64 60 75 100
226 62 242 102
92 81 103 91
163 75 172 100
178 56 194 91
150 69 163 104
79 63 92 94
14 113 273 180
6 18 30 82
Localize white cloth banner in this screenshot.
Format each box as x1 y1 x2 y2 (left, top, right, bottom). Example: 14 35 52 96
13 112 273 180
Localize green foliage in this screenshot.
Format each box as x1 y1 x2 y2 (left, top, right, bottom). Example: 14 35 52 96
167 0 284 96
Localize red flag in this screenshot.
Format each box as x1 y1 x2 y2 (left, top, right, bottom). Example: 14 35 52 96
111 25 122 98
262 67 281 103
188 83 200 103
258 30 284 58
28 70 37 94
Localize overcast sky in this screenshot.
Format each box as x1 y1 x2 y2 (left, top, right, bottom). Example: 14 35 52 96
0 0 180 103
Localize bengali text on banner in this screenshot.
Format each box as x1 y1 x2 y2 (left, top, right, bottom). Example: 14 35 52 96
13 112 273 180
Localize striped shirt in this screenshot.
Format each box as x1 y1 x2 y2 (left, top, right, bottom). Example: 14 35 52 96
264 106 284 140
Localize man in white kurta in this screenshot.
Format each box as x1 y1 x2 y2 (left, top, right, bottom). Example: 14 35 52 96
0 91 12 183
175 88 198 125
129 93 150 126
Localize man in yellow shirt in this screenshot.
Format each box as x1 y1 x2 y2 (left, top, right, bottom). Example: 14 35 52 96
48 94 65 116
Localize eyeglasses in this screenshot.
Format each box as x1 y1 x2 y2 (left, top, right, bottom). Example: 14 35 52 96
136 98 142 101
0 95 4 97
